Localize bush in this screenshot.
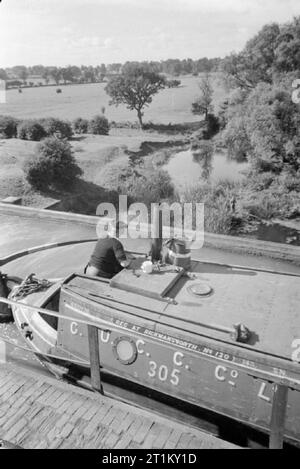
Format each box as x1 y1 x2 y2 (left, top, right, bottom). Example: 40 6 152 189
0 115 18 138
88 115 110 135
23 137 82 190
17 120 47 141
204 201 235 234
166 79 181 88
221 116 251 159
181 179 239 234
206 113 220 136
128 169 175 205
97 159 174 206
73 117 89 134
41 118 73 139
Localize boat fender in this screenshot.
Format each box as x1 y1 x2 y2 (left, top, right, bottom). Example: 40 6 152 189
0 272 12 323
231 323 251 343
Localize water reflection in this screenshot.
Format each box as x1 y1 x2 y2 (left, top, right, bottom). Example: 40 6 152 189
165 145 249 187
192 142 214 181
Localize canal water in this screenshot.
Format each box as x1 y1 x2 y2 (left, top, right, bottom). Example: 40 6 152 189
164 148 300 246
164 148 249 187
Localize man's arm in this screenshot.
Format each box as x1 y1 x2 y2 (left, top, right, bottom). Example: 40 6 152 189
113 240 131 268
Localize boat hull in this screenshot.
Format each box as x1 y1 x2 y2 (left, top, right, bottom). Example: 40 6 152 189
12 285 300 447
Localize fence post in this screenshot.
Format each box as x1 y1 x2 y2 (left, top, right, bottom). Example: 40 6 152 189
269 384 288 449
87 325 103 394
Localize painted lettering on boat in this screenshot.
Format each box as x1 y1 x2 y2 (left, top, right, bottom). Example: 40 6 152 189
214 365 239 386
64 299 300 386
258 382 271 403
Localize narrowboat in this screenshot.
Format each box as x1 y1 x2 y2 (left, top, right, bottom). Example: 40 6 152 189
6 251 300 447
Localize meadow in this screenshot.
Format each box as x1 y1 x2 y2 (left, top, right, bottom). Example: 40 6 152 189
1 75 223 124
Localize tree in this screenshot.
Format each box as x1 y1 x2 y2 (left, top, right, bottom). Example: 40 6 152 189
192 73 213 120
23 137 82 190
105 63 166 127
221 23 280 90
61 67 73 84
274 17 300 73
0 69 7 81
30 65 45 76
42 68 51 85
12 65 28 84
50 67 62 85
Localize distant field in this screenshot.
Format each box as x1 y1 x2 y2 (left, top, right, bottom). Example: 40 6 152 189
0 75 225 124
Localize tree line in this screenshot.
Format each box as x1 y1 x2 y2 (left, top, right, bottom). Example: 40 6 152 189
0 57 221 86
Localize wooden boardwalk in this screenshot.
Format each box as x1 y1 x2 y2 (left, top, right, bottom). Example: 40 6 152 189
0 364 238 449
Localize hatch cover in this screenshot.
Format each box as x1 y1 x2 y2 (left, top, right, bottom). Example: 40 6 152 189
187 283 213 297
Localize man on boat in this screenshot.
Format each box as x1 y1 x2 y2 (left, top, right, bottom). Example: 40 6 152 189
85 221 131 278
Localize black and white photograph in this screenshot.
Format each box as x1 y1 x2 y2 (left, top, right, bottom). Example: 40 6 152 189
0 0 300 453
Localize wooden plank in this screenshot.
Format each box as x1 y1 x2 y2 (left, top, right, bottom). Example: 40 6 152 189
269 384 289 449
87 325 102 393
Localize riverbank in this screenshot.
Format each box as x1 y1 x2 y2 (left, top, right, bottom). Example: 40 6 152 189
1 112 300 246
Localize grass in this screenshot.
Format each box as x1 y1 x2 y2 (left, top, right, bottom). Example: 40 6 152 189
3 73 299 240
1 75 226 124
0 124 184 212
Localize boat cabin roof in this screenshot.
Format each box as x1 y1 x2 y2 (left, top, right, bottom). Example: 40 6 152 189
59 257 300 362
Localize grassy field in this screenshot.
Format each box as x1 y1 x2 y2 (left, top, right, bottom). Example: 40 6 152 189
0 75 224 124
0 127 187 209
0 73 225 211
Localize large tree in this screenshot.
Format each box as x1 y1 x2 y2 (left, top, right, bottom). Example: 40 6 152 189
105 63 166 127
221 23 280 90
12 65 28 84
50 67 62 85
192 73 213 120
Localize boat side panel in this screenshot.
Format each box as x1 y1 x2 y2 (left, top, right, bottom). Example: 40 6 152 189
57 289 300 443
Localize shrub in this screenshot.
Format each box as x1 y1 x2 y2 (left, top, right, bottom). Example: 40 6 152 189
206 113 220 136
96 159 174 206
128 169 175 205
17 120 47 141
245 172 275 191
221 116 251 159
88 115 110 135
41 118 73 139
204 201 235 234
0 115 18 138
166 79 181 88
279 172 300 192
73 117 89 134
181 179 239 234
23 137 82 190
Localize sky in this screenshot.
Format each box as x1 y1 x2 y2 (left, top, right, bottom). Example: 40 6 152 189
1 0 300 67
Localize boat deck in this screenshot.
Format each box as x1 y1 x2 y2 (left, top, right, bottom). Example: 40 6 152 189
64 258 300 359
0 364 238 449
